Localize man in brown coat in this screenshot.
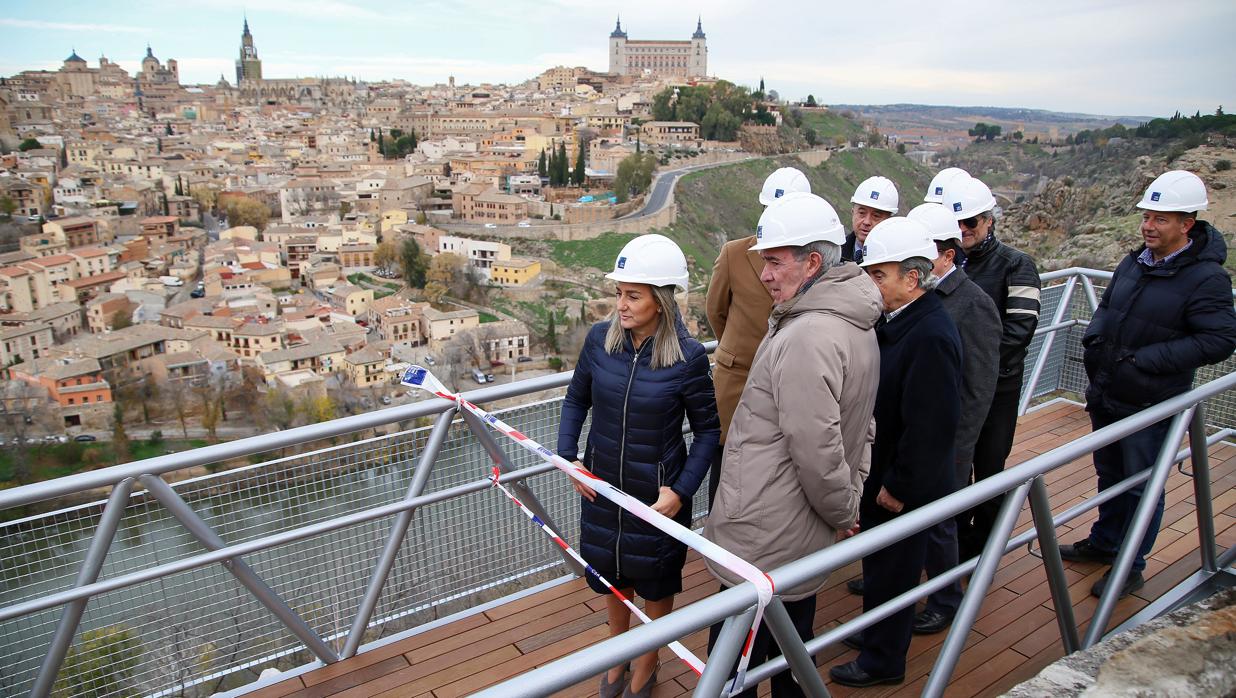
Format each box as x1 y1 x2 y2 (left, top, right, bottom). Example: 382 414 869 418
705 167 811 502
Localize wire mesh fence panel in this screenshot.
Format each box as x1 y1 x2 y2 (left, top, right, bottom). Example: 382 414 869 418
0 397 597 697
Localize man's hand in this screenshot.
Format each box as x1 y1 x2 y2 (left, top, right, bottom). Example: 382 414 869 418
571 460 597 502
836 523 860 542
651 486 683 517
876 487 904 513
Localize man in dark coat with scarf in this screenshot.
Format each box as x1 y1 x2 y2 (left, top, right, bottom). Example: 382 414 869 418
1060 170 1236 598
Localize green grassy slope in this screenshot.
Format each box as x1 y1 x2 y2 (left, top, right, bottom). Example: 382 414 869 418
659 148 932 284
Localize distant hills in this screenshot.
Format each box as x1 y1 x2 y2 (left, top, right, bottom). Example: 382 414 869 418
829 104 1157 140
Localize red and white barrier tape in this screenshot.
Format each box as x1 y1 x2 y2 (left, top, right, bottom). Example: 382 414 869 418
487 466 705 675
401 366 772 692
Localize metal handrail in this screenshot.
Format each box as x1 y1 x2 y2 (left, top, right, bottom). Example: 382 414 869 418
475 370 1236 698
2 268 1231 698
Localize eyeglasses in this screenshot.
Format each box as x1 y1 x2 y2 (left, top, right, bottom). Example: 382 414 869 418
960 216 982 229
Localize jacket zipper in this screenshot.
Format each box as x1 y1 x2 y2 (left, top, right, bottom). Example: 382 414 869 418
615 338 646 579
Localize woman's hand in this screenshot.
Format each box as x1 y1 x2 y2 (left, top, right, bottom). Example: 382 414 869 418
651 486 683 518
571 460 597 502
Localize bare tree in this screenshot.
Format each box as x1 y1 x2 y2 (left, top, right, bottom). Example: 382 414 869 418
0 380 54 484
162 380 193 439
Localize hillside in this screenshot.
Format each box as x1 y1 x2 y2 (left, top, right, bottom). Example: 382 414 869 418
664 148 930 276
940 139 1236 275
652 148 931 336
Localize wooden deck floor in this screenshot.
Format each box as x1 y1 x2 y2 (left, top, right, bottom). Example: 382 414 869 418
252 402 1236 698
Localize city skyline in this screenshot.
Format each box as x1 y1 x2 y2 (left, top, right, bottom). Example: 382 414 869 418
0 0 1232 118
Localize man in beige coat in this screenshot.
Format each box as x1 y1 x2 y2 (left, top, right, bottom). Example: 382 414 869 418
705 192 882 697
705 166 811 502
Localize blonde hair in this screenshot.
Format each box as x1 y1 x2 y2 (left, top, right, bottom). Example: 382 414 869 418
603 285 685 370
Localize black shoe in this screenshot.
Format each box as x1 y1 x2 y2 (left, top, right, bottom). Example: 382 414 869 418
829 660 904 688
912 609 953 635
1090 569 1145 599
846 577 864 595
840 630 863 650
1059 539 1116 565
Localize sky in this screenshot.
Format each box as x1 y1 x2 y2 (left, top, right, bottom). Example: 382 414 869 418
0 0 1232 119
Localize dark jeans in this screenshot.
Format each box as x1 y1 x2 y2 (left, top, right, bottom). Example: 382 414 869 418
1085 409 1171 572
707 588 816 698
858 511 930 678
959 385 1020 557
708 445 724 507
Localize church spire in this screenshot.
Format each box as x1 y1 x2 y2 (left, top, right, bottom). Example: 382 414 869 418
610 15 627 39
693 17 706 40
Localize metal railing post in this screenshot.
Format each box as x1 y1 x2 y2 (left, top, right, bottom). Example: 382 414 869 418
1080 274 1101 312
458 408 585 577
1027 475 1081 653
694 607 756 698
1019 276 1077 415
138 475 340 664
340 409 455 658
761 598 830 698
1083 408 1193 648
1188 406 1218 573
924 481 1031 698
29 478 136 698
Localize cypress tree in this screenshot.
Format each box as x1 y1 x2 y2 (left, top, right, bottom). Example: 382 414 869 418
573 141 585 186
538 148 547 178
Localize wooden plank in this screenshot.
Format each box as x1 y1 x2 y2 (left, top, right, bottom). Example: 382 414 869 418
252 406 1235 698
291 656 410 698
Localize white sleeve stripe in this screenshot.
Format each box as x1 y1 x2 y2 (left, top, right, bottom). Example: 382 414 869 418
1008 286 1041 300
1007 308 1039 317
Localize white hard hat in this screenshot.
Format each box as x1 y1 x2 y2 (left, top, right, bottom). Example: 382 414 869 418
850 176 900 214
750 192 846 251
606 234 689 290
907 203 961 242
858 217 939 267
1137 170 1208 212
947 176 997 220
924 167 970 204
759 167 812 206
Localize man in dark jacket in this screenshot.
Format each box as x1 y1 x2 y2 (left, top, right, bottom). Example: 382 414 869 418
841 176 898 263
947 176 1042 561
906 203 1001 634
1060 170 1236 598
830 217 962 688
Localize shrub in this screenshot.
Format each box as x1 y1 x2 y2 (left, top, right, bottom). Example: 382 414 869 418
54 625 142 697
1215 159 1232 171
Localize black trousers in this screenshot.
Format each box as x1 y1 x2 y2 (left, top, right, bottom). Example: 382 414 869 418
857 513 930 678
708 445 724 507
959 384 1020 558
707 588 816 698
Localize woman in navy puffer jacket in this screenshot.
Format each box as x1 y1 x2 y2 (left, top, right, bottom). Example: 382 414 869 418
557 234 719 697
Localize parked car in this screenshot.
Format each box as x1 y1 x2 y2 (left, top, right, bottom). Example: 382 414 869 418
74 434 97 442
190 288 205 298
485 373 495 383
483 223 497 229
517 356 533 363
423 355 436 366
517 220 531 228
381 395 392 405
471 368 487 384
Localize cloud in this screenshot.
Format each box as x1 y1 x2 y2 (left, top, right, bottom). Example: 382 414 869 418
0 18 149 33
191 0 390 21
